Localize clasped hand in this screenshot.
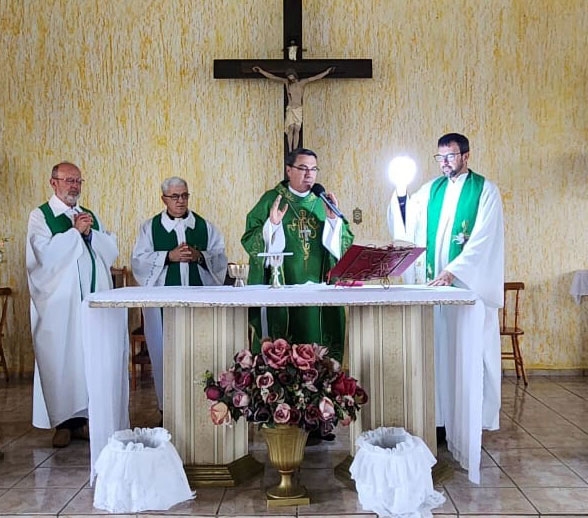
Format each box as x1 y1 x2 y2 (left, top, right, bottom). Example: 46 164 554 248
168 242 202 263
74 212 93 235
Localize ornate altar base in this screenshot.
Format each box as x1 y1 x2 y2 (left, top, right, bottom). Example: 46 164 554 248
84 283 484 486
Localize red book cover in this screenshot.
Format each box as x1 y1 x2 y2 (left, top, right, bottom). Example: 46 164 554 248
327 243 425 284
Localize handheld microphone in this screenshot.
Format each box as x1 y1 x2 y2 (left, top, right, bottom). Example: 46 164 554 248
311 183 347 221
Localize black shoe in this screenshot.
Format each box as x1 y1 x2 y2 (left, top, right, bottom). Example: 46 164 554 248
436 426 447 447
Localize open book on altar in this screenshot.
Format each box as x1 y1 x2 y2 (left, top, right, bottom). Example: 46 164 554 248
326 241 426 284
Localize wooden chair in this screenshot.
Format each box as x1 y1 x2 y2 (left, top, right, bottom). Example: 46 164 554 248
500 282 528 385
129 311 150 390
110 266 128 289
0 287 12 381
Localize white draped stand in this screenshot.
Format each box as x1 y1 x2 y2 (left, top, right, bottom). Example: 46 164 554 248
84 284 484 485
571 270 588 304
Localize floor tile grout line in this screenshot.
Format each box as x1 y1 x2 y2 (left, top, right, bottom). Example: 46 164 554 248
55 483 86 516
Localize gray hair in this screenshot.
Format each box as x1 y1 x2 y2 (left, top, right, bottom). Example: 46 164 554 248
161 176 188 194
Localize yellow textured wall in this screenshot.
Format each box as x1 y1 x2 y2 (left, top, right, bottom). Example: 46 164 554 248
0 0 587 376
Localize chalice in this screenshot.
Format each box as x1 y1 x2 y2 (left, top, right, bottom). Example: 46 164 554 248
227 263 249 287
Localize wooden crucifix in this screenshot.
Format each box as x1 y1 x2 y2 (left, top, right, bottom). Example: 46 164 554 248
214 0 372 163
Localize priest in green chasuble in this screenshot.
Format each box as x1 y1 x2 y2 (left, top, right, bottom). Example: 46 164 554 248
132 177 228 411
241 149 354 362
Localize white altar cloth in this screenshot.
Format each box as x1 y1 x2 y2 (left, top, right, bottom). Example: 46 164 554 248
82 284 485 483
571 270 588 304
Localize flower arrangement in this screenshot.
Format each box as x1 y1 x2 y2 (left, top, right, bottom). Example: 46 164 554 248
203 338 368 435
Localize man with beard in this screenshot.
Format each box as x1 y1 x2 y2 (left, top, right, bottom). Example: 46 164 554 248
26 162 118 447
387 132 505 440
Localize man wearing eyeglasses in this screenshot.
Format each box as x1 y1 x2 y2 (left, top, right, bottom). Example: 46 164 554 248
387 133 504 436
132 176 228 413
26 161 119 448
242 148 354 365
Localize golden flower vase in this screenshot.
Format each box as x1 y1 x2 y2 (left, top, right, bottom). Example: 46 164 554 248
261 424 310 507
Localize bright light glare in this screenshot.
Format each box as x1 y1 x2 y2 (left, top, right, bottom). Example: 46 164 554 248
388 156 416 187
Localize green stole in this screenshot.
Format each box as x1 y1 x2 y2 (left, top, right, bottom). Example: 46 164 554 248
151 212 208 286
426 171 485 281
38 202 100 294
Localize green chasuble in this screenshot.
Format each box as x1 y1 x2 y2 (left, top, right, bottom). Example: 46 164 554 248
39 202 100 294
241 182 354 362
151 211 208 286
425 170 485 281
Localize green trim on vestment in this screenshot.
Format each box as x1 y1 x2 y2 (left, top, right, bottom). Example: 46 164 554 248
241 182 354 362
425 170 485 281
38 202 100 294
151 211 208 286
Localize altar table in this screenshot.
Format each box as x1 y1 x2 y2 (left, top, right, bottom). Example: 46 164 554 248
83 284 485 484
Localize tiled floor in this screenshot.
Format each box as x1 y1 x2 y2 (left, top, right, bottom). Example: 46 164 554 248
2 376 588 516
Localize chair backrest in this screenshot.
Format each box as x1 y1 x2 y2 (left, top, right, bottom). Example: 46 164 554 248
110 266 128 289
0 287 12 332
501 282 525 332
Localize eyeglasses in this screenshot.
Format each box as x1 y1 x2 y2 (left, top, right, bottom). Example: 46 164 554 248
163 193 190 201
54 177 85 185
290 165 320 173
433 153 462 163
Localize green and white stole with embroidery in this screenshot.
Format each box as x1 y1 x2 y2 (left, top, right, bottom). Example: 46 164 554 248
151 212 208 286
38 202 100 294
425 171 485 281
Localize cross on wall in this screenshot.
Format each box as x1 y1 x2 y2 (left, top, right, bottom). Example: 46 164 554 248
214 0 372 165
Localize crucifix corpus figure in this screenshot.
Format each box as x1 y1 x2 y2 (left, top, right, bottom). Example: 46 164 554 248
252 65 335 152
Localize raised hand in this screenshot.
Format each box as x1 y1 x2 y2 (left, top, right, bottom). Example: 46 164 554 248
269 195 288 225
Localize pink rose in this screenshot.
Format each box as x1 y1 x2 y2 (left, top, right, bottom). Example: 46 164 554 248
256 372 274 389
210 402 231 425
232 391 250 408
262 339 291 370
318 397 336 422
233 370 254 391
304 405 320 427
273 402 291 424
235 349 253 369
302 368 319 392
218 370 235 389
292 344 316 371
265 388 284 404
